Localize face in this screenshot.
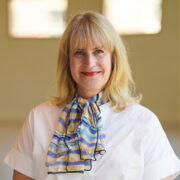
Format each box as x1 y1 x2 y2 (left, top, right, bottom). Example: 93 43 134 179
69 45 112 98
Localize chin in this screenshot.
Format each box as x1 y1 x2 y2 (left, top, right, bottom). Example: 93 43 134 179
85 85 103 92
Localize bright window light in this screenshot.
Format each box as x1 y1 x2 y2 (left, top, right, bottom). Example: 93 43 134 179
103 0 162 35
9 0 68 38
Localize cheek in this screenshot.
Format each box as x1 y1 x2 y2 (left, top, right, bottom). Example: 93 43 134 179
104 58 112 76
69 58 80 79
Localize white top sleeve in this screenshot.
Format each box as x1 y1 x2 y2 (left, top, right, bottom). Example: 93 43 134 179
4 110 35 179
142 113 180 180
3 102 180 180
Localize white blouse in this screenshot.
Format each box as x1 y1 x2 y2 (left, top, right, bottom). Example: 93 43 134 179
4 101 180 180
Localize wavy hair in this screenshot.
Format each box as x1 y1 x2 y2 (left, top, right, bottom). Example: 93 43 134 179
51 11 142 111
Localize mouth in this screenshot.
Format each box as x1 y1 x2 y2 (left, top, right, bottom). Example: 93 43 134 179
81 71 101 77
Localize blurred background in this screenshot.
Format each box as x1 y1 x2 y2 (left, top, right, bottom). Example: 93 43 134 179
0 0 180 179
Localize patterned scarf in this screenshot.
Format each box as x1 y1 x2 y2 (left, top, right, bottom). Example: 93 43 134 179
46 90 107 174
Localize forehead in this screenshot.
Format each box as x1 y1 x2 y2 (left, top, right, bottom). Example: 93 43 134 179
69 22 113 53
70 35 104 51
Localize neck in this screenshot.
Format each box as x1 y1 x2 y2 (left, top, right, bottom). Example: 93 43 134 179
77 87 103 99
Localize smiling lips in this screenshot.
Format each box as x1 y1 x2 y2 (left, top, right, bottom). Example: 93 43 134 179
81 71 100 77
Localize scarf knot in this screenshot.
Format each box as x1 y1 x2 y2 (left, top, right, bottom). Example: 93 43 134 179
46 90 107 173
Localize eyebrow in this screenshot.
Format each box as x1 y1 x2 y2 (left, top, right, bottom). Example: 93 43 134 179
75 48 84 51
74 46 104 51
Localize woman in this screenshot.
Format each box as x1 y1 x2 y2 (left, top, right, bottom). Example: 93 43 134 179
4 11 180 180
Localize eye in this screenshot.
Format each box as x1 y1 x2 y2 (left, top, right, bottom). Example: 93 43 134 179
95 49 104 55
74 50 85 56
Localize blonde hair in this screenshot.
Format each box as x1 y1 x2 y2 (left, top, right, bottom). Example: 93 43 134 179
51 11 142 111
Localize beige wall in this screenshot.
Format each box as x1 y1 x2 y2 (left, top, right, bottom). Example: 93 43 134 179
125 0 179 131
0 0 179 131
178 0 180 131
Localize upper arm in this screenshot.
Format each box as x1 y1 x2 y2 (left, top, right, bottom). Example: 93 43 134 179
13 170 34 180
161 170 180 180
142 114 180 180
4 110 35 179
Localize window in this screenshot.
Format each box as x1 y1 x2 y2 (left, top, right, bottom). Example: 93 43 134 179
103 0 162 35
9 0 68 38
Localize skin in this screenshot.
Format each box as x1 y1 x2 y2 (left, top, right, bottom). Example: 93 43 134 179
69 45 112 98
12 45 112 180
13 170 33 180
12 169 179 180
12 46 180 180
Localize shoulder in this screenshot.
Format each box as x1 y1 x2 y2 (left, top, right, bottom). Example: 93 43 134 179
125 103 158 122
102 102 163 137
31 101 61 116
32 100 60 111
26 101 61 128
102 103 161 136
125 104 168 148
105 102 159 125
125 103 162 131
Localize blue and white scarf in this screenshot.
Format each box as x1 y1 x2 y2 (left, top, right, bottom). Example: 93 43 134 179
46 90 106 173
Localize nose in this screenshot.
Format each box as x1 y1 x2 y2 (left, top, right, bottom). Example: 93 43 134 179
85 53 96 68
